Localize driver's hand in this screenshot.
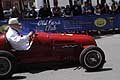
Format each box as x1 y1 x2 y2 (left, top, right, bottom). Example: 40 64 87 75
28 31 35 41
28 31 34 36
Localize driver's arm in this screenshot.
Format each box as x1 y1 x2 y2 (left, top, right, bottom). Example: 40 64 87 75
10 31 34 43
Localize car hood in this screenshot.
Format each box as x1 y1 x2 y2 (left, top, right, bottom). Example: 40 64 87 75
36 32 96 45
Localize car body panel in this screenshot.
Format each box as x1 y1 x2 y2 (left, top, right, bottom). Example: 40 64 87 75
0 32 96 64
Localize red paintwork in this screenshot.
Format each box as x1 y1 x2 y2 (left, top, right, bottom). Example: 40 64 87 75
0 32 96 64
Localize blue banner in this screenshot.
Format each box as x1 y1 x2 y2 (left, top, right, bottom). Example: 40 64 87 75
0 14 119 34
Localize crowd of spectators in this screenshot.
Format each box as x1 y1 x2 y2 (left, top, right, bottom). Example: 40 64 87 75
7 1 120 19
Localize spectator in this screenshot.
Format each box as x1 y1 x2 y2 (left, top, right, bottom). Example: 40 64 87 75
72 1 82 16
100 3 110 14
52 5 61 17
89 2 94 14
61 6 65 17
28 6 37 18
11 6 20 18
94 4 101 15
23 6 31 18
117 1 120 13
110 3 118 14
82 1 93 15
64 5 72 17
38 4 52 18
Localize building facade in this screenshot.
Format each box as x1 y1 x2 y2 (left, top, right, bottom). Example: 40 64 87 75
35 0 120 9
35 0 82 9
1 0 33 10
1 0 119 10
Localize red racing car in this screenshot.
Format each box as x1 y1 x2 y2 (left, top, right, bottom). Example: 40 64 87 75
0 32 106 78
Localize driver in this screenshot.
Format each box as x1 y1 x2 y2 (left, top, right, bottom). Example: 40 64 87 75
6 18 34 51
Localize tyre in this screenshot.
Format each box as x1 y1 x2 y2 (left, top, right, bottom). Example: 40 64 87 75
80 46 105 71
0 51 16 79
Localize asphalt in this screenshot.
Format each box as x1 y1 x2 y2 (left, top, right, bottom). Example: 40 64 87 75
6 34 120 80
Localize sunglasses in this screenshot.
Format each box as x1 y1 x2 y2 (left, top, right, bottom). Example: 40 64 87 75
9 23 22 26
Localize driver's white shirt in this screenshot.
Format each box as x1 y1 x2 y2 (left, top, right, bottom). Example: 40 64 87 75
6 27 32 50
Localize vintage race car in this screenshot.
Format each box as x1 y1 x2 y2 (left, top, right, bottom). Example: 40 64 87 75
0 32 106 78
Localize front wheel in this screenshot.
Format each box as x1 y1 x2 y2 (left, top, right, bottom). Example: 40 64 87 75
80 46 105 71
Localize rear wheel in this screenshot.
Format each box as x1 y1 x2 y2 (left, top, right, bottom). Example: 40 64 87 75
80 46 105 71
0 51 16 79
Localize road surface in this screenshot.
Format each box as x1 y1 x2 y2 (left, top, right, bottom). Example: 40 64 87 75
7 34 120 80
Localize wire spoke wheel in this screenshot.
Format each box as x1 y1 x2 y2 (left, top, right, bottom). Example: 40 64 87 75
0 51 16 79
84 50 102 68
0 57 12 76
80 46 105 71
